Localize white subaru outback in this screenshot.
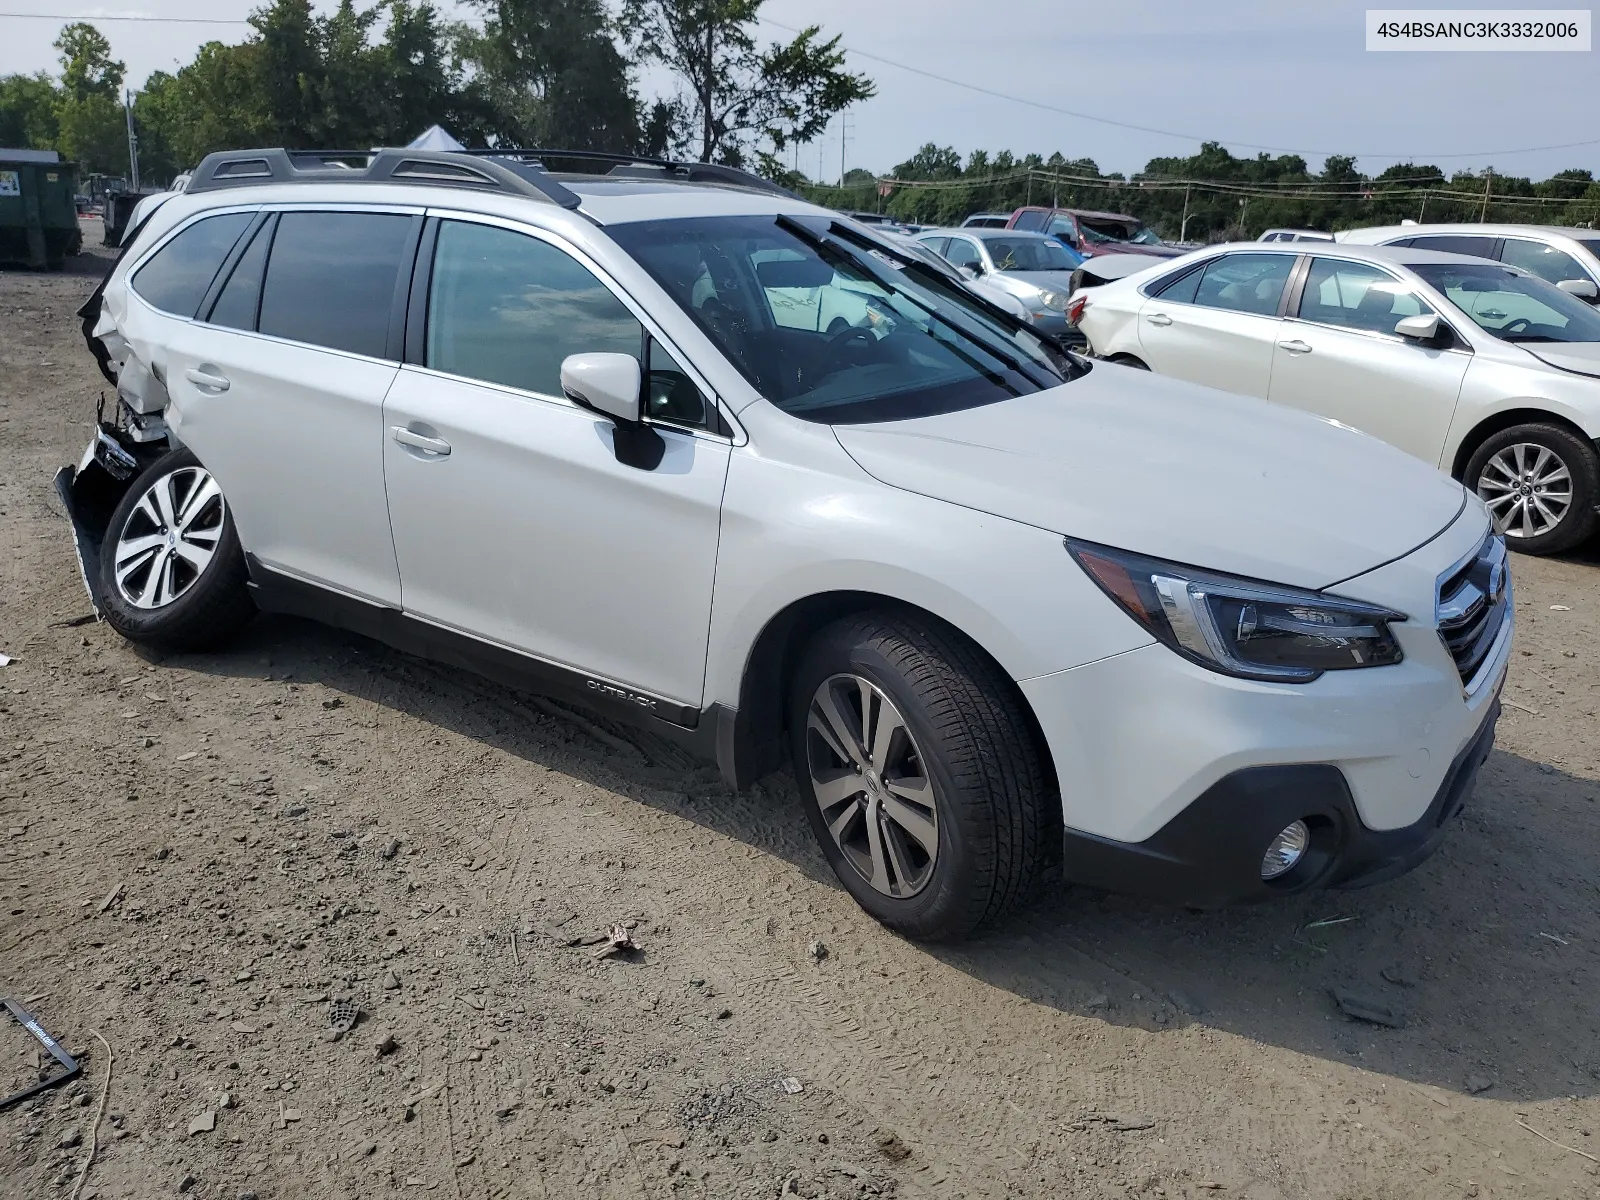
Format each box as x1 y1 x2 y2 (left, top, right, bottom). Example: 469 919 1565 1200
60 148 1512 941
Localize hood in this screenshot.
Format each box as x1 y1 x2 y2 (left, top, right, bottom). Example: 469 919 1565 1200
1084 242 1183 258
1522 341 1600 380
832 367 1468 590
997 270 1079 294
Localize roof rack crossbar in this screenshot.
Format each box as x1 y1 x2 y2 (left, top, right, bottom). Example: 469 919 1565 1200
461 148 799 200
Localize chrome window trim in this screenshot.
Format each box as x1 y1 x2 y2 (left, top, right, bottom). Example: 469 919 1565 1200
419 206 745 445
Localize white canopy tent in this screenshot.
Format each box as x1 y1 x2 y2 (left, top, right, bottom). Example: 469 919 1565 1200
405 125 466 152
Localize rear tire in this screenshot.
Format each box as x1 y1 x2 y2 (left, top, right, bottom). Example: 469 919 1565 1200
788 612 1051 941
98 446 255 652
1464 423 1599 556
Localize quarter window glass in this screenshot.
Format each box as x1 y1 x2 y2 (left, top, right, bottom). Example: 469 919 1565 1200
258 212 412 358
1152 264 1203 304
426 220 642 396
918 236 949 257
130 212 253 317
1408 234 1496 258
1193 253 1293 316
944 239 981 271
206 220 271 331
1499 238 1590 287
645 338 708 427
1299 258 1432 333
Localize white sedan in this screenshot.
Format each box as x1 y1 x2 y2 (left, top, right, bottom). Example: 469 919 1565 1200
1072 242 1600 554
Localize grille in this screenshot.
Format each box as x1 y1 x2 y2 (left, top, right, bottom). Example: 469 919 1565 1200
1436 534 1510 688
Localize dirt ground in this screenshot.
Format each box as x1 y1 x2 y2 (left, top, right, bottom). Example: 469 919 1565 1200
2 231 1599 1200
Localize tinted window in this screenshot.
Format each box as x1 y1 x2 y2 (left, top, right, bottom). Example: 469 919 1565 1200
206 220 271 331
1193 253 1294 316
258 212 412 358
426 220 641 396
645 338 708 427
1499 238 1591 287
1151 263 1204 304
130 212 253 317
1299 258 1432 334
1012 210 1046 232
1409 234 1496 258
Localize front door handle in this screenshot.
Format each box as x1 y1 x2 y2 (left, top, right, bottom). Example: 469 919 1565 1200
1278 339 1313 354
391 426 451 457
1145 312 1173 327
184 367 230 392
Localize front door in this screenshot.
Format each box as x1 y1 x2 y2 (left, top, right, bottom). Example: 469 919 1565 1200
381 216 730 710
1136 251 1296 397
1269 256 1470 467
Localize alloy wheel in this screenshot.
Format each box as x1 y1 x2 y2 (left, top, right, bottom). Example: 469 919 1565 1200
804 673 939 898
1476 443 1573 541
113 467 226 609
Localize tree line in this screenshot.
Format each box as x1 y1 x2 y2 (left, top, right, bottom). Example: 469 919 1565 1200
805 142 1600 240
0 0 872 186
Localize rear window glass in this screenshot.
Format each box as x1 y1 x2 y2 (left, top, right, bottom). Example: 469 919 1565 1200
130 212 253 317
258 212 413 358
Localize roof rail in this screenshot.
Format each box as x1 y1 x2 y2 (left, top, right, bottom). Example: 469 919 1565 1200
184 148 583 210
456 148 801 200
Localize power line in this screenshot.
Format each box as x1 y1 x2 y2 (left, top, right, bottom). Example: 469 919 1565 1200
0 10 250 22
757 16 1600 162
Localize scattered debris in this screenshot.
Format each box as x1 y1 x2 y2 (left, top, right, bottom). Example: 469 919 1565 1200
806 939 828 963
1085 1112 1156 1132
1084 993 1112 1012
381 971 401 991
1549 604 1572 611
187 1110 216 1135
0 653 12 667
1502 698 1541 716
1517 1118 1600 1164
458 994 486 1012
779 1077 803 1094
95 882 124 915
1303 915 1358 931
1330 987 1404 1028
1465 1074 1495 1095
509 929 519 967
67 1029 113 1200
1379 965 1416 988
380 837 401 860
373 1030 399 1058
322 697 344 709
50 614 97 628
1537 932 1569 946
870 1127 912 1161
1167 988 1205 1016
593 924 638 960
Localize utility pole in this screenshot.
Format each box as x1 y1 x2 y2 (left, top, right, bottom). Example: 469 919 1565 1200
839 111 851 187
1179 184 1192 242
1418 191 1428 222
124 89 140 191
1479 168 1492 222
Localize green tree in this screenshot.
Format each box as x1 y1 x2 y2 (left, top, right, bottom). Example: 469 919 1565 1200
0 73 62 149
620 0 873 166
53 23 128 174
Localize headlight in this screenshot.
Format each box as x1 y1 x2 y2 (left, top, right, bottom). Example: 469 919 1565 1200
1035 289 1068 312
1066 539 1406 682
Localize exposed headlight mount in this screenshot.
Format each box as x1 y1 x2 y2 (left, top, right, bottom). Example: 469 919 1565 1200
1066 539 1406 682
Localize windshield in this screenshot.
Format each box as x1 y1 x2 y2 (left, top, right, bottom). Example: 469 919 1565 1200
1574 237 1600 262
983 237 1078 272
608 215 1074 424
1079 216 1162 246
1413 262 1600 343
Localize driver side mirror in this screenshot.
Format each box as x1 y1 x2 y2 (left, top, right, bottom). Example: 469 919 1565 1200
1394 313 1442 342
1557 278 1600 302
561 352 664 470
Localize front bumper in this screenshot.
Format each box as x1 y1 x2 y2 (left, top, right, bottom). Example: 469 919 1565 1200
1058 697 1499 906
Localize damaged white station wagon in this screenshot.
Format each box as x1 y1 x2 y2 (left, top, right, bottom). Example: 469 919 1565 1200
60 147 1511 941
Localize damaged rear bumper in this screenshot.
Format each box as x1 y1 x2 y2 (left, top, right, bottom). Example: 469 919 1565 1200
54 426 158 613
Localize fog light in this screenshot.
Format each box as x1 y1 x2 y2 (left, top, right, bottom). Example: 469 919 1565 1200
1261 820 1310 880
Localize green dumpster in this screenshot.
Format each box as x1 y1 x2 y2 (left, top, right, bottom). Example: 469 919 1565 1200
0 152 82 270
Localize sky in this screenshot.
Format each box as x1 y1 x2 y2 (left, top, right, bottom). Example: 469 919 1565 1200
0 0 1596 181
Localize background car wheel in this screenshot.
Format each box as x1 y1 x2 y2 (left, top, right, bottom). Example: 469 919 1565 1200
789 612 1052 942
1465 424 1599 556
98 446 255 652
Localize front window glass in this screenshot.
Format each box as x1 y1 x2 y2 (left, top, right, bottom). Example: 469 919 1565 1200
1299 259 1431 333
1413 261 1600 343
1409 234 1496 258
1574 237 1600 262
983 238 1077 272
942 238 982 271
1045 214 1077 241
1079 216 1162 246
1499 238 1591 287
1194 253 1295 316
426 220 642 396
607 215 1071 424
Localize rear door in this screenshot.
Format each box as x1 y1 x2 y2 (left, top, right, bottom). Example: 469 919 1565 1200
165 206 422 604
1136 251 1296 397
1267 256 1470 466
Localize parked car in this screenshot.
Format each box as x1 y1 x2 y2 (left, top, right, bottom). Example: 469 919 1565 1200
1338 223 1600 302
1072 241 1600 553
915 227 1084 342
961 212 1010 229
1007 206 1184 259
1258 229 1335 243
61 146 1509 940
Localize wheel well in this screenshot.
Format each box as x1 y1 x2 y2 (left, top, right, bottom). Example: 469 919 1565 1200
725 592 1061 833
1107 353 1148 369
1449 408 1597 480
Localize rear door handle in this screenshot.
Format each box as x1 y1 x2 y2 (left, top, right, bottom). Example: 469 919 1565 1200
184 367 230 392
391 426 451 457
1145 312 1173 327
1278 339 1312 354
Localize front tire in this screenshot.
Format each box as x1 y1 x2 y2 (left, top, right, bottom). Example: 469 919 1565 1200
788 613 1051 941
98 446 255 651
1465 423 1599 555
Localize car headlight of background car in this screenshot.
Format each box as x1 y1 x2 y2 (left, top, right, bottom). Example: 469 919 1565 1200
1066 539 1405 682
1029 288 1069 313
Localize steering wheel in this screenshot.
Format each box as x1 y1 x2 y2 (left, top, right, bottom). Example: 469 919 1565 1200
1502 317 1531 335
827 325 877 356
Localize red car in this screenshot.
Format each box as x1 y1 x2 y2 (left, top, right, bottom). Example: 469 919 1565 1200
1005 206 1183 259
